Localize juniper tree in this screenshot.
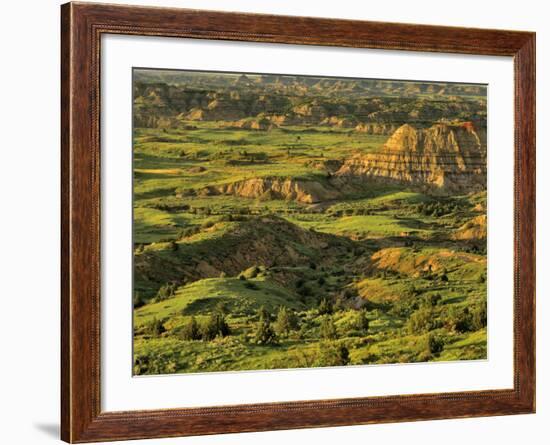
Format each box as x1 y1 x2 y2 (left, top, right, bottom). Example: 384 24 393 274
180 316 201 340
254 306 277 345
146 318 165 337
201 311 230 340
319 315 338 340
315 341 350 367
274 306 299 336
318 297 333 315
353 309 370 334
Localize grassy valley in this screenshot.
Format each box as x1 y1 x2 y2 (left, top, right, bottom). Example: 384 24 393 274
132 69 488 375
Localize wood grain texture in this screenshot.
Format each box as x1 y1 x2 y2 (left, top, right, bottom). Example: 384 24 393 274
60 2 536 442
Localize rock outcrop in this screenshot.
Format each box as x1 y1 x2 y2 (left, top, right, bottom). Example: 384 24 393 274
453 215 487 241
227 117 277 131
321 116 359 128
335 123 486 192
199 177 340 204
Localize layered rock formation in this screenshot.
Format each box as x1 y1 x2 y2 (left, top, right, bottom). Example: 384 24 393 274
335 123 486 192
199 177 340 204
226 116 277 131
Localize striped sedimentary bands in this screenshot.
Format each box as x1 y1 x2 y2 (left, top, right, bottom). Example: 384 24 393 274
335 123 487 193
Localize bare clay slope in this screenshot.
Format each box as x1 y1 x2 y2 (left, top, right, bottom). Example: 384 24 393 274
336 123 487 193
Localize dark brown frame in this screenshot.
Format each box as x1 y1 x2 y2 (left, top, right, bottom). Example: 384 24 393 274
61 2 536 442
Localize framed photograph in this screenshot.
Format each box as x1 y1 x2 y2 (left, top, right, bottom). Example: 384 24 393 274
61 2 535 442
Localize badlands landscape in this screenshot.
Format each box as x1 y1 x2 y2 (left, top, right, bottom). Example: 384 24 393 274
132 69 488 375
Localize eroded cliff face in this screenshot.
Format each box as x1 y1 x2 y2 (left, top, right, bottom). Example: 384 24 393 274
335 123 487 192
200 177 340 204
453 214 487 241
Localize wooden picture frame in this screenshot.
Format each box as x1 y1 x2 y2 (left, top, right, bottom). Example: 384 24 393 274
61 2 535 442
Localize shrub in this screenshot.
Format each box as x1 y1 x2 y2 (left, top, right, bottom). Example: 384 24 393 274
243 281 259 290
146 318 165 337
253 307 277 345
201 220 215 230
215 301 228 315
180 316 201 340
297 284 312 297
426 294 442 307
201 311 231 340
318 297 333 315
319 316 338 340
154 282 177 303
241 265 262 279
352 309 370 334
427 333 444 354
315 342 350 367
274 306 299 336
407 307 436 334
134 352 176 375
445 307 473 333
342 288 356 300
471 302 487 330
333 296 347 312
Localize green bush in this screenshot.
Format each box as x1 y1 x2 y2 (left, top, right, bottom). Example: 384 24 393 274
319 315 338 340
352 309 370 334
471 302 487 330
426 294 442 307
201 311 231 340
427 333 444 354
146 318 166 337
154 282 177 303
297 284 312 297
407 307 436 334
180 316 201 341
315 342 350 367
254 307 277 345
134 352 176 375
243 281 259 290
274 306 299 336
445 307 473 333
318 297 334 315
